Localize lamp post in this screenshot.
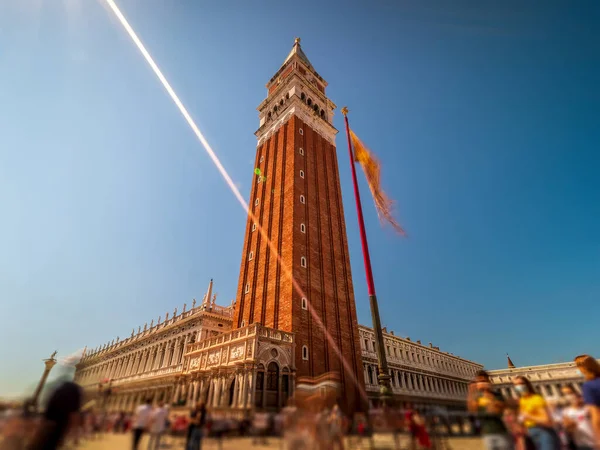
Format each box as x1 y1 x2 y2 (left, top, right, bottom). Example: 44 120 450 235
32 351 58 411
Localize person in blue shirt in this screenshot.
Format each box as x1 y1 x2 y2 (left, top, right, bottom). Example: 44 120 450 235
575 354 600 449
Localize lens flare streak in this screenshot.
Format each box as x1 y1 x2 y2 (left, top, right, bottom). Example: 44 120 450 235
103 0 367 403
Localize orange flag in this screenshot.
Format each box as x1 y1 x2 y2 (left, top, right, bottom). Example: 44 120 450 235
349 129 406 236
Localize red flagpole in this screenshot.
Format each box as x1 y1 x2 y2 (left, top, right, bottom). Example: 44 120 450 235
342 108 376 297
341 107 391 405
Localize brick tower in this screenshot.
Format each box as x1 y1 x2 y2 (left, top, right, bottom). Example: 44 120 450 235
233 38 366 412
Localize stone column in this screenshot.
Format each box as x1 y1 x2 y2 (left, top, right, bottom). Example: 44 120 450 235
166 342 174 367
185 381 193 407
222 377 229 407
130 354 138 375
192 381 199 407
141 351 149 373
261 372 267 408
235 374 243 408
144 350 152 372
173 382 181 404
122 357 131 377
130 354 139 376
180 335 190 365
240 371 248 408
119 358 127 378
153 346 162 370
181 380 187 400
32 354 58 411
247 371 255 408
199 378 206 404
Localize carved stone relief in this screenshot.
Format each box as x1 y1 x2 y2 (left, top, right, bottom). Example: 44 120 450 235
230 345 244 361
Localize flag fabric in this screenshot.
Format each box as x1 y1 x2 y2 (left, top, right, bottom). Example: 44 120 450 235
349 129 406 236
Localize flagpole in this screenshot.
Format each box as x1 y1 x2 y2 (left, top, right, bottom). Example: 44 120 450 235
341 107 391 406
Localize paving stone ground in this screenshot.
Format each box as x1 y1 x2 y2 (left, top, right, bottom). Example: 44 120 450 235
72 432 484 450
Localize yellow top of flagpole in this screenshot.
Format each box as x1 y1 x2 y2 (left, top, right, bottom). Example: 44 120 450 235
341 106 349 116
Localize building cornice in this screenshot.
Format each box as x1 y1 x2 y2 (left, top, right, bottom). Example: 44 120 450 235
488 359 600 375
358 324 481 366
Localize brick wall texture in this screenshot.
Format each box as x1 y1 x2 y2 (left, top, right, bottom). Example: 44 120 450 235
233 115 367 413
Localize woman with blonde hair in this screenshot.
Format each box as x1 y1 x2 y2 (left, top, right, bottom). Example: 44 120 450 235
574 354 600 448
513 376 560 449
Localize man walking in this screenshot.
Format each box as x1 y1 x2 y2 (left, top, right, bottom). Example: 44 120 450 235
132 398 152 450
147 402 169 450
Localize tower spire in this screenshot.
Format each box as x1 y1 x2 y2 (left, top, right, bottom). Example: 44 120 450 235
281 36 314 71
507 353 516 368
203 279 214 306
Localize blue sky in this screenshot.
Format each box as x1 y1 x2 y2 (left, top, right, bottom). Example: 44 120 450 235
0 0 598 396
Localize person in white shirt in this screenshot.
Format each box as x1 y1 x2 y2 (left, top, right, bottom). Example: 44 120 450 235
132 398 152 450
147 402 169 450
562 386 597 450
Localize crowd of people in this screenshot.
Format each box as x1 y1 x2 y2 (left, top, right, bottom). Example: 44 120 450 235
468 354 600 450
1 353 598 450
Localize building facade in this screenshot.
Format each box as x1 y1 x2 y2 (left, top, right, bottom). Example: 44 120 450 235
74 39 478 414
360 326 481 410
488 359 593 400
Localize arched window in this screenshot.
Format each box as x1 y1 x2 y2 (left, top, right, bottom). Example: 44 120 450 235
367 365 374 384
299 147 304 155
300 195 305 204
301 92 306 101
279 99 284 106
266 362 279 390
252 223 257 232
274 105 278 112
300 223 305 233
307 98 312 106
266 362 280 408
301 297 308 310
249 251 253 261
255 364 265 407
228 379 236 406
299 128 304 135
301 256 307 268
245 284 250 294
255 198 260 206
260 156 264 163
320 110 325 119
313 104 319 112
286 93 290 99
300 170 304 178
302 346 309 360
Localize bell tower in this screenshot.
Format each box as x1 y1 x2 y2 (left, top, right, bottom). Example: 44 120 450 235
233 38 366 412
